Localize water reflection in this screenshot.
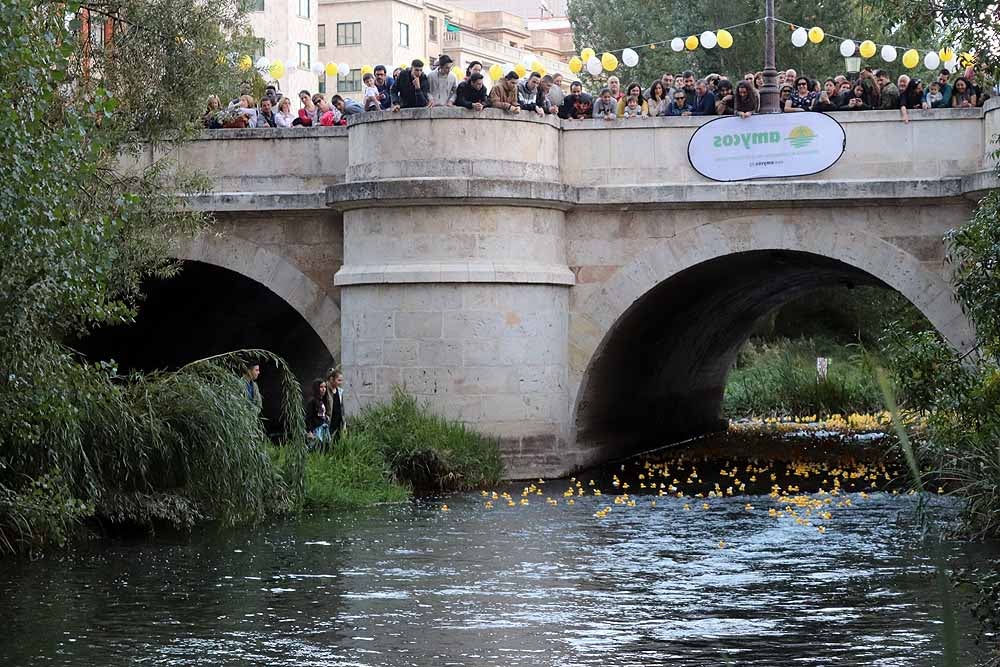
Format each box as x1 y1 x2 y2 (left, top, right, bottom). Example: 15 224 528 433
0 491 994 666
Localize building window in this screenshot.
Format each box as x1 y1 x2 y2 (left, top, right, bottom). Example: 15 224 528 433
247 0 264 11
336 22 361 46
338 68 362 93
318 24 326 47
297 0 309 18
398 22 409 48
428 17 437 42
298 42 310 69
253 37 266 58
318 73 327 94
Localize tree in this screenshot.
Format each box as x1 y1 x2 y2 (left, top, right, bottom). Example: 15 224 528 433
567 0 935 85
0 0 294 554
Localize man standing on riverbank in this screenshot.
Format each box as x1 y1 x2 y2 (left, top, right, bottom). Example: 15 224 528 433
244 362 262 414
325 369 345 441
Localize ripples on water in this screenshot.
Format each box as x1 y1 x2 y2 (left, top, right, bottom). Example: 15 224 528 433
0 489 994 666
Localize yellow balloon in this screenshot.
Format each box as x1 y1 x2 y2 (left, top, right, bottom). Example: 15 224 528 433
361 64 374 75
489 63 504 80
514 63 527 78
451 66 464 79
685 35 699 51
901 48 919 69
601 52 618 71
859 40 876 58
536 63 547 77
717 30 733 49
939 47 955 62
959 52 976 68
568 56 583 73
238 55 253 72
269 60 285 79
808 27 824 44
580 47 596 62
325 62 338 77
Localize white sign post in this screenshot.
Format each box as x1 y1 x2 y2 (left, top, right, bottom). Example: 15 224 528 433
687 113 846 182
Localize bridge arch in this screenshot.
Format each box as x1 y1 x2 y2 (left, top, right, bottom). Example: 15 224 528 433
173 233 341 361
567 219 973 464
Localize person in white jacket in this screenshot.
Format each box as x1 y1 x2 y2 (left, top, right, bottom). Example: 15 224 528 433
274 96 295 127
426 54 457 106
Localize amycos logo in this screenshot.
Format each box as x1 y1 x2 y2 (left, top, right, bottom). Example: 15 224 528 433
711 125 818 150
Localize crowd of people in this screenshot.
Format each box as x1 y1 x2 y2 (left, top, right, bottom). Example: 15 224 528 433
205 53 991 130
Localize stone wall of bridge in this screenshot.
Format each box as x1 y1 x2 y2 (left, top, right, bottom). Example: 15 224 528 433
167 100 998 478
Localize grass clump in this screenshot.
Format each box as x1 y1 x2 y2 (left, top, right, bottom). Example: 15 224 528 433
724 337 882 418
300 388 504 508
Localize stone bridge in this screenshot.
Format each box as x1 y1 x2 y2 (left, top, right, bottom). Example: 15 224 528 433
142 101 999 478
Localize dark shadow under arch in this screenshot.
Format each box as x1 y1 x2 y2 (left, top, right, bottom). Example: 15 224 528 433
75 261 335 428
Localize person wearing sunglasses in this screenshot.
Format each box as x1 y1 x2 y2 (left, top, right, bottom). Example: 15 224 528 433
784 76 818 112
666 90 693 116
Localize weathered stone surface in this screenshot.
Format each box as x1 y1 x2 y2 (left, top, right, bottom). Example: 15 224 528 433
180 104 1000 478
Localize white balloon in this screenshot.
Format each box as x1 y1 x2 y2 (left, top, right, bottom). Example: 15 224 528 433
586 56 602 76
840 39 856 57
700 31 717 49
924 51 941 70
310 61 324 75
521 53 535 66
255 56 270 70
791 27 808 48
622 47 639 67
881 45 897 62
339 63 350 75
287 61 298 73
671 37 684 52
943 56 958 71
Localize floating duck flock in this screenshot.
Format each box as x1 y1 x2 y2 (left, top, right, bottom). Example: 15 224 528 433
440 412 944 548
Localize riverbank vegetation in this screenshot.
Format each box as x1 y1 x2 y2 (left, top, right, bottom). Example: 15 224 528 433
299 390 504 509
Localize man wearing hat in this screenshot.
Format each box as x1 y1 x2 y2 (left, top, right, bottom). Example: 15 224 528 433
427 54 457 106
489 70 522 113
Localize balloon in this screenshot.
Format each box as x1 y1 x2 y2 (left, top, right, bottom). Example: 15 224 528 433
791 27 807 48
238 55 253 72
923 51 940 70
685 35 699 51
325 62 338 77
943 56 958 72
451 66 463 79
536 63 547 77
670 37 684 52
717 30 733 49
859 40 876 58
514 63 527 78
581 47 595 62
902 49 919 69
808 27 824 44
255 56 270 70
700 31 717 49
959 52 976 68
530 59 543 73
939 47 954 62
489 63 503 80
339 63 350 76
521 53 535 66
840 39 856 57
361 64 373 75
269 60 285 79
601 52 618 71
622 48 639 67
310 61 324 75
880 45 897 62
286 60 298 73
568 56 583 73
586 56 602 76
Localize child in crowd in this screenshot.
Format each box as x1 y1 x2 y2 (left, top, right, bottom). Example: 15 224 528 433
362 73 380 112
925 81 943 108
593 88 616 120
622 92 643 118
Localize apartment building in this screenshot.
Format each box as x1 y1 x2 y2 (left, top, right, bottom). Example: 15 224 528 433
246 0 320 96
317 0 576 100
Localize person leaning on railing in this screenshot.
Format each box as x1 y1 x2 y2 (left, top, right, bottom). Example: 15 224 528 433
455 72 490 112
391 59 431 111
489 71 521 115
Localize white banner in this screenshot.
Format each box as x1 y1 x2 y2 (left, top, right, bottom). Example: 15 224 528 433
687 113 846 182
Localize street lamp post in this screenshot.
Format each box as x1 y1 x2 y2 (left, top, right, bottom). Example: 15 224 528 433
760 0 780 113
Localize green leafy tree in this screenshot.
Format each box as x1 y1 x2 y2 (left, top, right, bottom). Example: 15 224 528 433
0 0 297 554
568 0 933 86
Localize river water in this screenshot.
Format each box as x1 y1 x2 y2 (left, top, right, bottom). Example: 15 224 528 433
1 483 996 666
